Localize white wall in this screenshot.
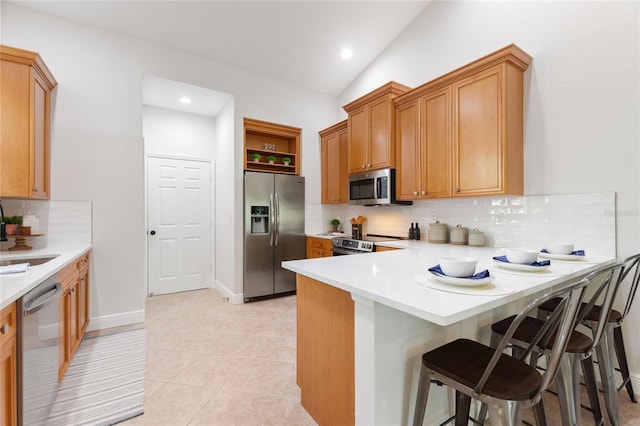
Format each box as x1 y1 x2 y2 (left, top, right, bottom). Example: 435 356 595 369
337 0 640 381
143 106 216 159
2 3 337 323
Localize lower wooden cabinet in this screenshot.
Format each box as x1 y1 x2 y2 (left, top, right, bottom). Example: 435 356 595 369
306 236 333 258
297 275 354 425
58 251 91 381
1 302 17 426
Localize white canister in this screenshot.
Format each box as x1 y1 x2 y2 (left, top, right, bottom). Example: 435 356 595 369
428 221 448 243
22 214 39 234
468 228 485 247
449 224 469 245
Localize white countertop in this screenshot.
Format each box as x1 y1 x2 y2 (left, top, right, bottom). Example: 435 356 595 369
0 243 92 310
283 244 615 326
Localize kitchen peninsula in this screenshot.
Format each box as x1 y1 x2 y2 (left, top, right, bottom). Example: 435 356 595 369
282 244 615 425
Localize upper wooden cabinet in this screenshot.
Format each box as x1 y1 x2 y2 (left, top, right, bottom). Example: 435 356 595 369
343 82 411 174
320 120 348 204
0 45 57 199
394 45 531 199
244 118 301 175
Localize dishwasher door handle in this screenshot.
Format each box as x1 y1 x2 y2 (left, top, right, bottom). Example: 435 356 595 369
23 282 62 316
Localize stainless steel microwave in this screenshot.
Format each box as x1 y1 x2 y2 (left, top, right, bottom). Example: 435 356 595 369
348 168 412 206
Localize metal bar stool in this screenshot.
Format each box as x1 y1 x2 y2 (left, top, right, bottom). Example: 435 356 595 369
412 276 589 426
486 263 625 426
536 253 640 425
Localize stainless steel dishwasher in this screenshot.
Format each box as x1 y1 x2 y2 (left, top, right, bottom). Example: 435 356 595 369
17 274 62 425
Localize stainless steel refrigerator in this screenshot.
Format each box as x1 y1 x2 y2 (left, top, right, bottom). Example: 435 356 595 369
244 171 305 301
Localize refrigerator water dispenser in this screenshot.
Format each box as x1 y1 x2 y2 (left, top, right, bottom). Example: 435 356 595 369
250 205 269 234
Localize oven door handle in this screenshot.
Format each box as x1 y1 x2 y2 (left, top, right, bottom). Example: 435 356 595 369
23 282 61 316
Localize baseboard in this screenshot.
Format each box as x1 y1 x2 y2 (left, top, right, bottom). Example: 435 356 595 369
86 309 145 332
213 280 244 304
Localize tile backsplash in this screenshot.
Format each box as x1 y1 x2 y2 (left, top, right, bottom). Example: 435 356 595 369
308 192 616 257
0 199 92 250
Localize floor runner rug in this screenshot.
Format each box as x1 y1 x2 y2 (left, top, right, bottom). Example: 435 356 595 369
47 328 147 426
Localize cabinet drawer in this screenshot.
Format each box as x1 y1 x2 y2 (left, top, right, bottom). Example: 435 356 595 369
307 237 332 251
77 251 90 272
0 302 17 347
308 248 333 259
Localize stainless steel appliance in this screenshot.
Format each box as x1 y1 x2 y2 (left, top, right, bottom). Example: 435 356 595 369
18 274 62 425
244 171 305 301
348 168 412 206
331 234 405 255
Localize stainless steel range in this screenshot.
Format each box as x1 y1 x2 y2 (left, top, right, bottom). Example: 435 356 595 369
331 234 405 255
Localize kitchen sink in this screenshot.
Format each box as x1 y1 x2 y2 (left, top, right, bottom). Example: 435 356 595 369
0 255 59 267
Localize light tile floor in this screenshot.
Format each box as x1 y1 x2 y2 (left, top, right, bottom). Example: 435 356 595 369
119 288 316 425
114 288 639 425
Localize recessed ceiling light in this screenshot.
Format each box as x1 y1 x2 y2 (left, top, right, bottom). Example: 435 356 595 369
341 48 353 60
178 96 192 104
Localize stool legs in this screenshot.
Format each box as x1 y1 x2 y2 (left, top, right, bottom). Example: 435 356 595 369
413 364 432 426
613 325 637 403
486 399 521 426
555 353 582 426
581 355 604 425
596 325 620 426
455 391 471 426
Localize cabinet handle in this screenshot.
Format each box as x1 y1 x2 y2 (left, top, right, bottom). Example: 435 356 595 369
413 191 418 196
32 188 38 193
454 188 459 193
367 163 371 168
421 190 426 195
0 323 9 334
362 164 366 169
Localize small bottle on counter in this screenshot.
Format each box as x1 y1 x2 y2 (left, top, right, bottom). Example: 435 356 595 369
409 223 415 240
415 223 421 241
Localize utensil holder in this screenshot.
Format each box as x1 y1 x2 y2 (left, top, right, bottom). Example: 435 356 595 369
352 224 362 240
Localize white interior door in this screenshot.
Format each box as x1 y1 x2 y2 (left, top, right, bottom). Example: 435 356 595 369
147 156 212 295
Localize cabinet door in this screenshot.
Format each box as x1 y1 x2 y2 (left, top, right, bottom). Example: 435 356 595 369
0 60 31 198
452 65 503 196
348 105 368 174
31 73 49 199
422 87 452 198
322 131 342 204
396 99 421 200
78 268 89 335
1 336 17 426
369 96 393 170
337 128 349 203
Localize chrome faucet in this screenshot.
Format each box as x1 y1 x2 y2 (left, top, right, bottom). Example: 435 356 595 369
0 200 7 242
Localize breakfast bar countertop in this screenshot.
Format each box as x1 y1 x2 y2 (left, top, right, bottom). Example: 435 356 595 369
283 244 615 326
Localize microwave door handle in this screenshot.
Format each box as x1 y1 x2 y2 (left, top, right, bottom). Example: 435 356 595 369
376 178 382 198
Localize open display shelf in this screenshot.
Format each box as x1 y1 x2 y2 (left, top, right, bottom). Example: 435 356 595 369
244 118 301 175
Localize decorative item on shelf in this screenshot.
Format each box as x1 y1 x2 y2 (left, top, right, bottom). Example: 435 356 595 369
20 226 31 235
330 218 340 232
267 155 276 164
282 157 291 166
251 153 261 162
4 215 22 236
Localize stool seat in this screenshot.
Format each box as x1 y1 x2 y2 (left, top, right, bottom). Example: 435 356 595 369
491 316 593 353
423 339 542 401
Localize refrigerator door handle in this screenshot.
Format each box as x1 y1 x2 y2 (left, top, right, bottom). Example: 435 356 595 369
269 192 275 247
274 192 280 245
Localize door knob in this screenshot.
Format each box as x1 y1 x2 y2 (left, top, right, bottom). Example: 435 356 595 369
149 230 156 235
